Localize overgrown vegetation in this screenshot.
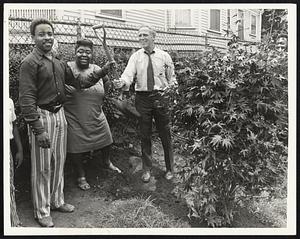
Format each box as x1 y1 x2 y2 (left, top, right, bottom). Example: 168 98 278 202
261 9 288 40
164 37 288 226
96 196 189 228
246 190 287 228
9 15 288 227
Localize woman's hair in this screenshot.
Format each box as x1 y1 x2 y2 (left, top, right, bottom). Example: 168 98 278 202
30 18 54 36
75 38 93 51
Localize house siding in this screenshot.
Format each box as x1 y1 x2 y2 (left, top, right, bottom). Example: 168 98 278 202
227 9 261 42
8 8 262 48
203 9 228 49
125 9 165 29
61 9 82 21
59 9 166 29
199 9 209 34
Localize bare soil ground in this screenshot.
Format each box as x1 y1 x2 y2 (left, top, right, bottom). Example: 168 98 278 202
14 140 270 228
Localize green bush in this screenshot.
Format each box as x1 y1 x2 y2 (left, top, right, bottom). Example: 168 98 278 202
166 40 288 227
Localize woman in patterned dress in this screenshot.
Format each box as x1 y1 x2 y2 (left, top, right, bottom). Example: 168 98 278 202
64 39 121 190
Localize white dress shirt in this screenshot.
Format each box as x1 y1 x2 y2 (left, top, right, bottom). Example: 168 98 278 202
120 47 177 91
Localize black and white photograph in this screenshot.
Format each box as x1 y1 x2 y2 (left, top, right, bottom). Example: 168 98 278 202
3 3 296 236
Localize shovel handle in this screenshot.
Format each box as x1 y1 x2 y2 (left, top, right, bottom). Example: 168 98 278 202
92 24 103 30
92 24 122 94
92 24 120 82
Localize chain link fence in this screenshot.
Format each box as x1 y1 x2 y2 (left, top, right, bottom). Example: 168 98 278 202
8 16 230 104
8 16 260 102
8 16 260 114
8 17 233 52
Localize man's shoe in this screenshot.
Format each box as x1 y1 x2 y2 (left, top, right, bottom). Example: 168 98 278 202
52 203 75 213
141 171 151 183
36 216 54 227
165 171 174 180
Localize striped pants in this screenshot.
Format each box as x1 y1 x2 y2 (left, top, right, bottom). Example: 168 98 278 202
10 150 21 227
28 107 67 219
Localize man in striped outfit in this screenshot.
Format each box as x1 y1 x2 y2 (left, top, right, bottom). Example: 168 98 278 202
19 18 113 227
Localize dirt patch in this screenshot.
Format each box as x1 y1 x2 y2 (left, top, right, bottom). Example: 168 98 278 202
14 140 269 228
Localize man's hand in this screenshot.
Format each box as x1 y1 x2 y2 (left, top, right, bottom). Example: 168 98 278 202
15 151 24 168
36 132 51 148
113 79 125 89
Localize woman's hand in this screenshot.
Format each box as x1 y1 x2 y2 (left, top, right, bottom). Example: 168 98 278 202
103 61 116 72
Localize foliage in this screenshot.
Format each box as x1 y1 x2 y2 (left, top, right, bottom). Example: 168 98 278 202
261 9 288 41
166 39 288 227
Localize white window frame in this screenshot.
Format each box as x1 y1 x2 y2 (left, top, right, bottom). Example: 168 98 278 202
250 14 257 36
170 9 195 29
96 9 125 21
208 9 221 34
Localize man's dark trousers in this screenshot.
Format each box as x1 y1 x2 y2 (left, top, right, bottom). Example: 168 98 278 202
135 91 174 172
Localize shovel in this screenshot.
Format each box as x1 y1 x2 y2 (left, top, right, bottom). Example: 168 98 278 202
92 24 141 119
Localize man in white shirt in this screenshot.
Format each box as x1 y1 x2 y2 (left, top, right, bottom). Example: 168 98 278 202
114 25 177 182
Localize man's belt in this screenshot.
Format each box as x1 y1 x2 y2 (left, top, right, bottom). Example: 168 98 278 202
39 102 62 113
136 90 164 95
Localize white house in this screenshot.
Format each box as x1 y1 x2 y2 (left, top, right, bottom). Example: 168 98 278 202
9 8 262 49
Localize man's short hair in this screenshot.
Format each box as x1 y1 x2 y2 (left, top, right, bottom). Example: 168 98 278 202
138 25 156 38
30 18 54 36
75 38 93 51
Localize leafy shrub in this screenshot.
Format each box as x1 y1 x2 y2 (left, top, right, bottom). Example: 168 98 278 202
167 40 288 227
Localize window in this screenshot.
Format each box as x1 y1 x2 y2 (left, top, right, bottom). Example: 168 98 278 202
237 10 244 40
99 9 122 18
174 9 192 27
251 15 257 35
210 9 221 32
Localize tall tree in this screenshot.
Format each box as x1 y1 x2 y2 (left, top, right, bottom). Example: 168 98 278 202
261 9 288 41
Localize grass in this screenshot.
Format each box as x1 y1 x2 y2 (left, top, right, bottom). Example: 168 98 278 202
248 194 287 227
96 196 190 228
245 179 287 228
